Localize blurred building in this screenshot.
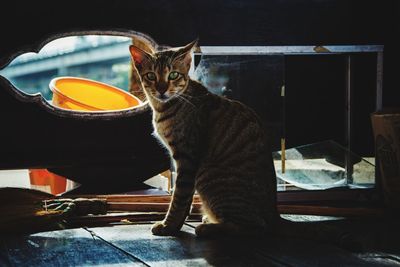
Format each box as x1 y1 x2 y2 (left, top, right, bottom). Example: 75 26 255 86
0 36 132 100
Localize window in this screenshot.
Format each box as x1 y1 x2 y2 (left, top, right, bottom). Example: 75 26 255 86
194 46 383 199
0 34 384 206
0 35 132 100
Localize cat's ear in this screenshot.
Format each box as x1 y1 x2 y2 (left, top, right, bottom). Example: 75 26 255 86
129 45 152 66
173 39 198 67
180 39 198 55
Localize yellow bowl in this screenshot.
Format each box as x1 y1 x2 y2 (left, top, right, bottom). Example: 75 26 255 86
49 77 142 111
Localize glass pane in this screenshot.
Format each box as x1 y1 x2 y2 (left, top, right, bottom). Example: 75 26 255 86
192 53 376 192
192 54 285 150
273 140 375 191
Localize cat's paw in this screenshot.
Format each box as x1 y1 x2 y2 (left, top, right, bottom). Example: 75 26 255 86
151 221 178 236
202 215 210 224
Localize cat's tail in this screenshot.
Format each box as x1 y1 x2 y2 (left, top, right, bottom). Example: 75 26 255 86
273 218 359 250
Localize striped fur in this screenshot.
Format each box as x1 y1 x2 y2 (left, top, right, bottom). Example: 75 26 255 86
130 41 278 237
129 42 353 246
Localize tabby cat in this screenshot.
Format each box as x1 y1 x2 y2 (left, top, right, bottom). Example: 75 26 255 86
129 41 352 245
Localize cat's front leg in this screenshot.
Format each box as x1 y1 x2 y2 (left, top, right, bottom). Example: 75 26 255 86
151 168 195 236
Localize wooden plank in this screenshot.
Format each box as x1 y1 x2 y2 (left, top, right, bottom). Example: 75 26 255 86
68 212 202 228
106 202 383 217
70 194 385 217
252 237 374 267
71 194 202 203
108 202 202 213
0 228 146 267
184 221 371 267
88 224 282 267
3 220 399 266
89 223 376 267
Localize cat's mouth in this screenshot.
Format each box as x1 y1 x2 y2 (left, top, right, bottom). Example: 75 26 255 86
155 93 170 102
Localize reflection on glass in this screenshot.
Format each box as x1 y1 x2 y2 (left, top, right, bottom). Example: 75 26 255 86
192 55 284 151
274 140 375 191
193 57 232 96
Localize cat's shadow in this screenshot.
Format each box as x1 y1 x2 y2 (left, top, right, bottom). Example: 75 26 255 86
173 229 285 266
174 219 400 266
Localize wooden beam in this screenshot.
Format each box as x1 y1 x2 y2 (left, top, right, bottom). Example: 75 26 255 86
68 212 202 226
108 202 202 213
71 194 201 203
69 194 385 218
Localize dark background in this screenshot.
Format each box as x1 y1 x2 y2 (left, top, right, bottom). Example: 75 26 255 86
0 0 398 187
1 0 398 103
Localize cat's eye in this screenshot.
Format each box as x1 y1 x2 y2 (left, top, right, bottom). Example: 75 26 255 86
168 71 179 80
146 72 156 81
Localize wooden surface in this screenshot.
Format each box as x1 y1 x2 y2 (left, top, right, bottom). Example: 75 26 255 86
1 228 145 266
2 218 400 267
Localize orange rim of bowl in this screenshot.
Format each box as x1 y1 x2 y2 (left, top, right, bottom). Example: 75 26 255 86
49 76 142 111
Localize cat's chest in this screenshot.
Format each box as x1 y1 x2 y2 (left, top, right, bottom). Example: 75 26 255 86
152 101 200 150
152 115 184 148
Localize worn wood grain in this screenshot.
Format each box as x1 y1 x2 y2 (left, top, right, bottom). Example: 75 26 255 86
3 219 400 266
0 228 146 267
88 224 280 267
71 194 386 217
88 223 375 267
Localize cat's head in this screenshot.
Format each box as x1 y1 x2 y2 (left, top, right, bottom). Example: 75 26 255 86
129 40 197 102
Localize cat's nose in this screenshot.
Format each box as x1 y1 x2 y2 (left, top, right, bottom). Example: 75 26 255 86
158 88 167 95
157 84 168 95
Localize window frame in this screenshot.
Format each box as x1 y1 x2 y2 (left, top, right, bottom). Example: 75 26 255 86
194 45 384 206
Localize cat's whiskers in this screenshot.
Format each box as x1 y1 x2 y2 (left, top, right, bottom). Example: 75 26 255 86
175 94 196 108
180 93 203 99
